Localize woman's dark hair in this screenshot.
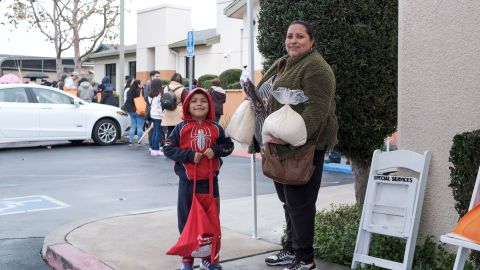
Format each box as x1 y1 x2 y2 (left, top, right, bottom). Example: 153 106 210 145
130 80 142 97
124 77 133 90
170 73 183 84
289 20 316 47
149 79 163 98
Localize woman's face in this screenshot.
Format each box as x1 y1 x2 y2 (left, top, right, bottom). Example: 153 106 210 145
285 24 314 57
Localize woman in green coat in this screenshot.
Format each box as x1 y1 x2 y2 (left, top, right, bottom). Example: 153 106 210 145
259 20 338 270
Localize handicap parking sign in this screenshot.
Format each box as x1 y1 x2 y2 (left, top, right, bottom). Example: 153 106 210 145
186 31 194 57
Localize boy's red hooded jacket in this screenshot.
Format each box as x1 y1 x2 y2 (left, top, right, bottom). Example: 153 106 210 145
163 88 234 180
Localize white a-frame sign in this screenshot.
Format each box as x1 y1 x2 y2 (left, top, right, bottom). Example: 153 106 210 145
352 149 432 270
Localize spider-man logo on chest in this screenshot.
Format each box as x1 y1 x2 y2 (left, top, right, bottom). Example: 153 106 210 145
190 125 213 152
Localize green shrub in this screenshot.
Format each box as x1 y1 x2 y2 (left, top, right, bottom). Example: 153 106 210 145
201 79 215 90
198 74 218 88
449 130 480 217
312 204 474 269
219 69 242 88
161 80 170 86
449 129 480 267
258 0 397 204
226 82 241 89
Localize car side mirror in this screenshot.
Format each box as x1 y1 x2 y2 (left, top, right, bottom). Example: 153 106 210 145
73 99 80 108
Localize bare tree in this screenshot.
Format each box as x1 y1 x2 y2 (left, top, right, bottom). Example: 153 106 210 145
5 0 118 79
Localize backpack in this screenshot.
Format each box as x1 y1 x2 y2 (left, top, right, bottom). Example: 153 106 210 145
161 85 183 111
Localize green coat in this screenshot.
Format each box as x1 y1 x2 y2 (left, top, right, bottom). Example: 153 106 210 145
255 50 338 160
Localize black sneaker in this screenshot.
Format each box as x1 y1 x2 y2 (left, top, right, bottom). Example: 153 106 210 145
265 250 295 266
283 260 317 270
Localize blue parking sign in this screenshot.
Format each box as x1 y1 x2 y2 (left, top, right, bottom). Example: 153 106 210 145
186 31 194 57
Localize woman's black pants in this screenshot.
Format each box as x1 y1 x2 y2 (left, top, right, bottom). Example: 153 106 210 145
273 149 325 262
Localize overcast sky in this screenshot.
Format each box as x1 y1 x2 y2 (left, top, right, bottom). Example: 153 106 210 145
0 0 217 57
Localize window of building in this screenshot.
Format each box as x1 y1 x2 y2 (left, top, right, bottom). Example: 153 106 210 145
105 63 116 89
128 61 136 79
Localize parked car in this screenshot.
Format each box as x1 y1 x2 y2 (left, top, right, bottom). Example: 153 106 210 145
0 84 130 146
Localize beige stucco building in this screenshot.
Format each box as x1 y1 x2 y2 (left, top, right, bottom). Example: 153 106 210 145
89 0 263 91
399 0 480 240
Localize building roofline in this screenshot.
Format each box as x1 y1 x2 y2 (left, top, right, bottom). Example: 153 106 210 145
168 29 220 49
224 0 246 19
88 45 137 59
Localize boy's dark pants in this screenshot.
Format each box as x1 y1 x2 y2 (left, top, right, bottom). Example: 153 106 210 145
177 176 220 234
273 149 325 262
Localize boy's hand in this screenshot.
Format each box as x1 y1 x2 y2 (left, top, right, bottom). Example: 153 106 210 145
194 152 203 163
203 148 215 159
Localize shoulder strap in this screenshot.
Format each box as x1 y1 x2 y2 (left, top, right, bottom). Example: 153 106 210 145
172 85 183 92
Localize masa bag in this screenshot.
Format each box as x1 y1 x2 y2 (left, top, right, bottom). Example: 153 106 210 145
453 204 480 243
225 100 255 145
166 162 221 264
134 90 147 116
161 85 183 111
262 88 308 147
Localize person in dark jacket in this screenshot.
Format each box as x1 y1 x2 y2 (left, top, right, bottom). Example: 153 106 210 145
122 80 145 145
163 88 234 270
100 76 116 106
208 79 226 123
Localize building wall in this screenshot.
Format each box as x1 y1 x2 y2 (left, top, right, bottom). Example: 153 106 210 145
136 5 192 80
398 0 480 239
239 0 263 83
91 54 136 91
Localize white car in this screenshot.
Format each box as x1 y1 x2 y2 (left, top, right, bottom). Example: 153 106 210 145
0 84 130 146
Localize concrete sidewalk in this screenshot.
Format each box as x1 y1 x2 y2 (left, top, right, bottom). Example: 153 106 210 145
42 184 355 270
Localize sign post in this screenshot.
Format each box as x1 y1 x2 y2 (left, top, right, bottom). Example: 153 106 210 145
186 31 194 91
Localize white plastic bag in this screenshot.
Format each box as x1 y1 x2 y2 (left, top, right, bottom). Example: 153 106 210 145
226 100 255 145
262 88 308 146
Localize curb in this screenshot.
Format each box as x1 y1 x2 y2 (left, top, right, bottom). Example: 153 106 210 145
323 163 352 175
45 243 113 270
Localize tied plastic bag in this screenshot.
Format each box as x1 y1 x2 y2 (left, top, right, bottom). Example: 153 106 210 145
225 100 255 145
262 88 308 146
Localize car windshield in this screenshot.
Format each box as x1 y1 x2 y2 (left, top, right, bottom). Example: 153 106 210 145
31 88 73 104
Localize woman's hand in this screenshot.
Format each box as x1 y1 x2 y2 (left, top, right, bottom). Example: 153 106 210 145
194 152 203 163
203 148 215 159
268 136 288 145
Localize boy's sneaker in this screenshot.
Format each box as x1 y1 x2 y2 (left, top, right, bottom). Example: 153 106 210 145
199 259 222 270
283 260 317 270
180 257 193 270
265 250 294 266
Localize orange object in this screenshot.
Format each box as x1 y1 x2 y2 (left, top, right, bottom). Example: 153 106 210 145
134 91 146 116
96 92 102 103
453 204 480 243
64 89 78 97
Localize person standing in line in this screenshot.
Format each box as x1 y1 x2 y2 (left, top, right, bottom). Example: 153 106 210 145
122 80 145 146
148 79 164 156
57 74 67 90
258 20 338 270
162 73 187 139
123 77 134 106
208 79 226 123
77 78 94 102
143 70 161 149
100 76 115 106
163 88 234 270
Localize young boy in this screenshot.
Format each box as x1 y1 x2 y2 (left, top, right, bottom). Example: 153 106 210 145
163 88 234 270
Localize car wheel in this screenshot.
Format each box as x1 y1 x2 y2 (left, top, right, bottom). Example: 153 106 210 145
69 140 84 145
92 119 119 146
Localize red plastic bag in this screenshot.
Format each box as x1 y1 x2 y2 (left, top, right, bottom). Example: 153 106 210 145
166 161 221 264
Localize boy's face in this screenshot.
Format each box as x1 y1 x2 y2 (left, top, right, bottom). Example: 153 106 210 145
189 92 209 121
